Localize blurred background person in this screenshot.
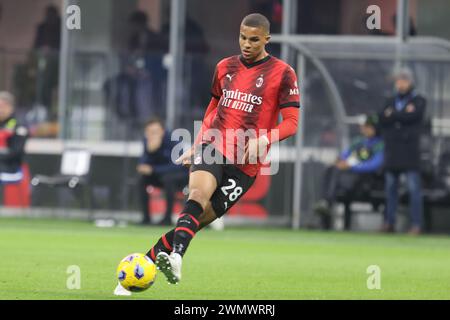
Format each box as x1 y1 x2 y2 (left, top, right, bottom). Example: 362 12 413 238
104 10 165 139
34 5 61 53
0 92 28 203
137 117 188 226
11 4 61 135
126 10 165 118
160 13 210 126
32 4 61 120
378 67 426 235
127 10 164 54
314 114 384 229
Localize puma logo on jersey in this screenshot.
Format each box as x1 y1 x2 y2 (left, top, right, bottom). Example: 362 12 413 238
226 73 234 81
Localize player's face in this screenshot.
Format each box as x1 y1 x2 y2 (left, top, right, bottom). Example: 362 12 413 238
0 99 13 121
239 24 270 62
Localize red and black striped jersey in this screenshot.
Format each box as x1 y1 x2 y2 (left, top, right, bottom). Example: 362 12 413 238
201 55 300 177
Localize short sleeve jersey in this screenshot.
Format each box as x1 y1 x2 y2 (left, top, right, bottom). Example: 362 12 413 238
201 55 300 177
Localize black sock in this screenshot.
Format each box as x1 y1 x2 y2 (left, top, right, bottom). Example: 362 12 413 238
146 229 175 261
172 199 203 257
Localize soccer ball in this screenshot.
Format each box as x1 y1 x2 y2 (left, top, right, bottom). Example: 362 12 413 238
116 253 156 292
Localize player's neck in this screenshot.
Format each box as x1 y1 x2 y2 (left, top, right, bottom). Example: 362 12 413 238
243 50 269 64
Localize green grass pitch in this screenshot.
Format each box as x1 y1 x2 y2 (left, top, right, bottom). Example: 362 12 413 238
0 217 450 300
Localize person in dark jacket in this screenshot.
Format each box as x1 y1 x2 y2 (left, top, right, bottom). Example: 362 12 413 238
0 92 28 201
34 5 61 51
33 5 61 115
137 118 188 225
378 67 426 235
314 114 384 229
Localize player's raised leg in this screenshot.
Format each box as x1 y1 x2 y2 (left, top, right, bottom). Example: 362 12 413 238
156 169 218 284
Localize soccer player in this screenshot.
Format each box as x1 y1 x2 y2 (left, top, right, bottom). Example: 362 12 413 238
114 13 300 295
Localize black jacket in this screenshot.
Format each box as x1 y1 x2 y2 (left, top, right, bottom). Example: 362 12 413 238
0 117 28 173
139 131 187 176
378 89 426 171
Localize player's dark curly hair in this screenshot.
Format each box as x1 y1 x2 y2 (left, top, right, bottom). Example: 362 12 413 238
241 13 270 34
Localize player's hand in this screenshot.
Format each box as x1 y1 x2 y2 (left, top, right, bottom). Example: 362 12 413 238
406 104 415 113
175 147 194 167
384 107 394 117
137 164 153 175
242 136 269 164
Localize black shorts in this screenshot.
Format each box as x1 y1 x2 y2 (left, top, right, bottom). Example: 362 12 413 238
190 144 256 217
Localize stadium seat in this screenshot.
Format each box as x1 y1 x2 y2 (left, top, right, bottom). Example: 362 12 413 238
334 172 385 230
31 148 93 217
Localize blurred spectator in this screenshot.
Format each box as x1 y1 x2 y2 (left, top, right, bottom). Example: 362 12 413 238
137 117 188 225
378 67 426 235
104 11 165 138
160 14 209 55
161 15 210 122
128 11 164 54
314 114 384 229
183 16 210 111
12 5 61 137
33 5 61 119
0 92 28 202
34 5 61 51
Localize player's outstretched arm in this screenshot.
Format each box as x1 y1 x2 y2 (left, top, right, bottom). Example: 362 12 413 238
266 106 299 144
202 96 219 120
